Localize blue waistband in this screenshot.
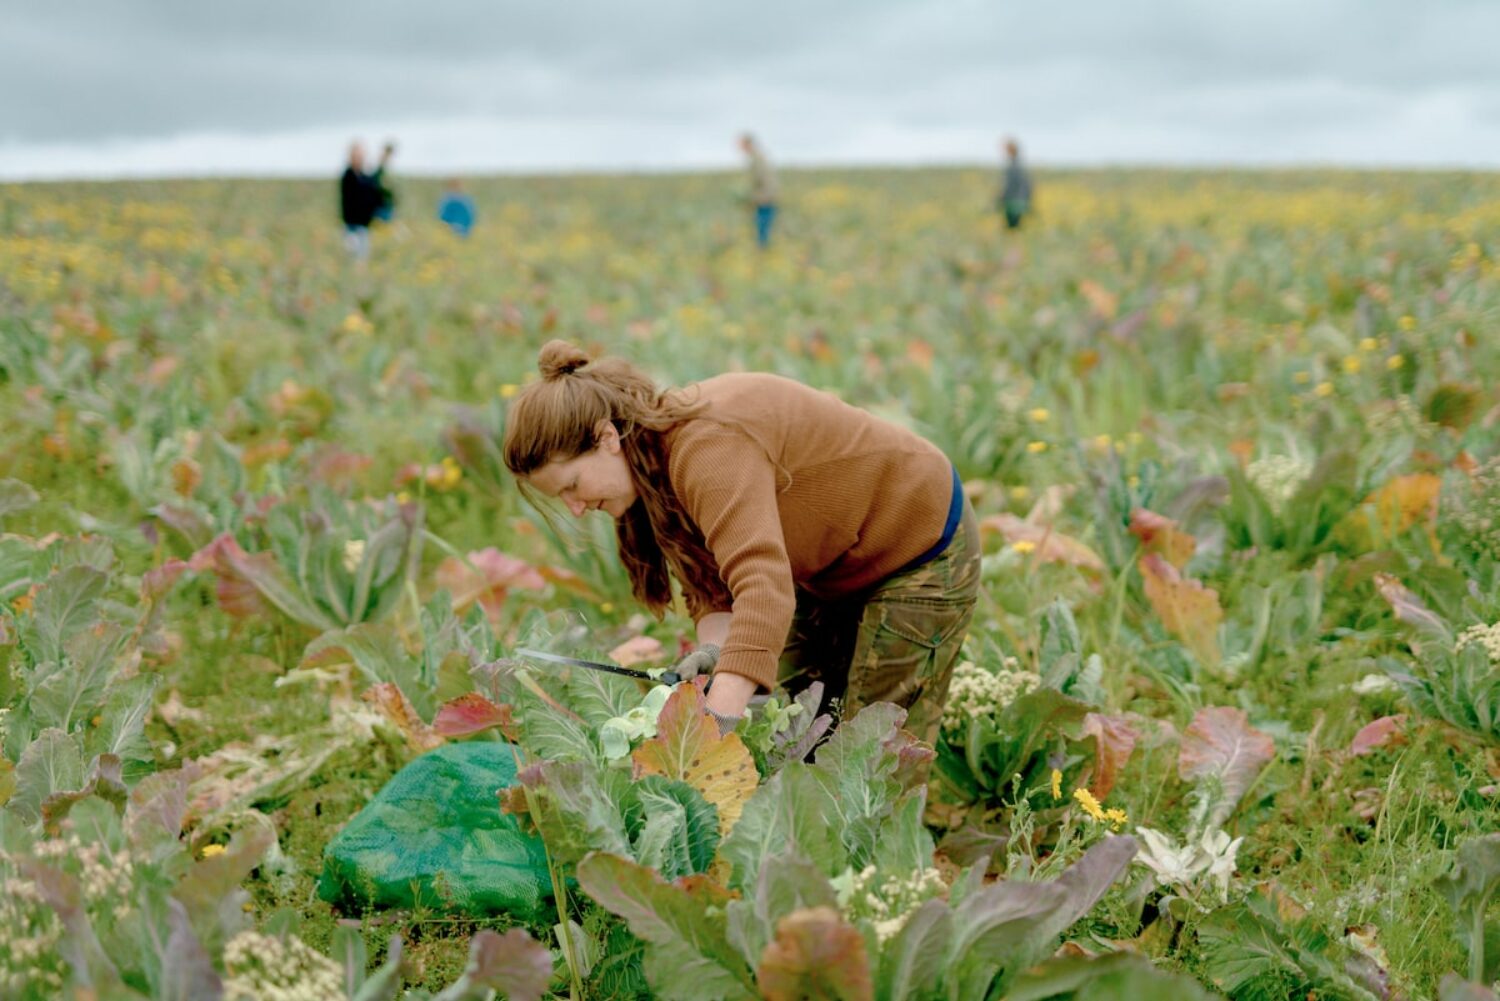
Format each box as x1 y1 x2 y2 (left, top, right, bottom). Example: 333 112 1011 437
901 465 964 573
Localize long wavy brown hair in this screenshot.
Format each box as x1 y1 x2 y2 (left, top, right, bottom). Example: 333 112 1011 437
501 340 732 616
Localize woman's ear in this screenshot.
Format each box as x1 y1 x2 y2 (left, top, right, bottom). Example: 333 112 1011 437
595 419 621 453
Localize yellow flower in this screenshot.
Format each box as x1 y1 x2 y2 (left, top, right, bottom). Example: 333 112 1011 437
1358 337 1379 352
1386 355 1405 371
499 383 520 399
1073 787 1107 823
1292 371 1312 385
1313 381 1334 397
1341 355 1361 374
1026 441 1048 454
600 602 615 614
1012 540 1037 555
201 844 226 858
1397 314 1416 331
396 491 411 505
1027 407 1051 423
1103 807 1129 831
1091 433 1112 451
1051 768 1062 799
1009 485 1031 502
340 312 374 336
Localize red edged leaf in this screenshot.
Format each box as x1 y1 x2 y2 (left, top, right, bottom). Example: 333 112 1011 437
433 693 514 738
1083 712 1138 799
1178 707 1275 819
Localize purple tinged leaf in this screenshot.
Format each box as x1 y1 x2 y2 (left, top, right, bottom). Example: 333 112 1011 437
1441 973 1500 1001
127 764 197 856
160 898 223 1001
433 928 554 1001
948 835 1139 998
1178 707 1276 826
173 822 275 944
1373 572 1451 639
575 852 759 1000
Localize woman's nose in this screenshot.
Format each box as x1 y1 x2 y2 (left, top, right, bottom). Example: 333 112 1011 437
565 496 587 517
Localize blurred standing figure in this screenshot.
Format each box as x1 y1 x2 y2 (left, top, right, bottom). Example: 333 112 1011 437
997 136 1033 230
372 141 398 223
339 141 383 259
437 178 477 237
739 133 778 249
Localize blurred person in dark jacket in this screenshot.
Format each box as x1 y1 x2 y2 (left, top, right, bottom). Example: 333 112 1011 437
339 141 383 260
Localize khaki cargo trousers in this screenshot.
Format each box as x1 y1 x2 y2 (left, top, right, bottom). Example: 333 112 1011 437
778 502 980 745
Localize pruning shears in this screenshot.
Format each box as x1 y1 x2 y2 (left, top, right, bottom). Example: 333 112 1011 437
514 648 683 686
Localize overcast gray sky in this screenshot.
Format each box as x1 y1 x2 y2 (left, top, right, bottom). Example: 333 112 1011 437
3 0 1497 179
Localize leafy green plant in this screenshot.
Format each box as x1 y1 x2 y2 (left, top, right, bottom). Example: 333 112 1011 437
187 491 423 631
1436 833 1500 985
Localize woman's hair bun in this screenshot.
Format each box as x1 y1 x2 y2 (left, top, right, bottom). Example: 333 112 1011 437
537 339 591 380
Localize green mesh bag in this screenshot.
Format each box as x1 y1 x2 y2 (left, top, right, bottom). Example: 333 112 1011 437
318 741 552 918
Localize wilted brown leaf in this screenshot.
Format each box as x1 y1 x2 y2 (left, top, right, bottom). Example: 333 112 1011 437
1128 508 1196 569
757 907 873 1001
362 682 443 751
980 513 1106 574
1139 552 1222 666
1078 279 1118 320
1340 473 1441 548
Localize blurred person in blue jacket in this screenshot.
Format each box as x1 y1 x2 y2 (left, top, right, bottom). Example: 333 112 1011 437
437 178 476 237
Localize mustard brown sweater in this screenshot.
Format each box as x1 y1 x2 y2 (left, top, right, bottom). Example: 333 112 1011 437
663 373 954 691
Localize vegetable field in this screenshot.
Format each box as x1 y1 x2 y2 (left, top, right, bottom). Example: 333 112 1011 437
3 167 1500 999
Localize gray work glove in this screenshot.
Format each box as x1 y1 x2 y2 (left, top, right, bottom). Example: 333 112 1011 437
706 706 742 736
672 643 721 681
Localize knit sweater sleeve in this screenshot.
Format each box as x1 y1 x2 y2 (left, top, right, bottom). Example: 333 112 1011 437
667 426 795 692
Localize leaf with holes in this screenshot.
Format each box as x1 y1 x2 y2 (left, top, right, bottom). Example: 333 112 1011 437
633 684 758 838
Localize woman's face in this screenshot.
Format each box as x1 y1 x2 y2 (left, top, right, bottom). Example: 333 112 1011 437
527 422 638 519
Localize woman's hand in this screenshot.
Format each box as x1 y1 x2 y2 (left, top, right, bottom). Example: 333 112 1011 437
704 671 757 727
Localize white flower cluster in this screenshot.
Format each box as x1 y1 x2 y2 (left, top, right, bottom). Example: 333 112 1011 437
222 931 344 1001
941 658 1039 732
1133 827 1242 906
832 865 948 944
1444 457 1500 563
341 539 366 574
1456 622 1500 663
0 872 66 996
1246 454 1313 516
29 833 133 905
